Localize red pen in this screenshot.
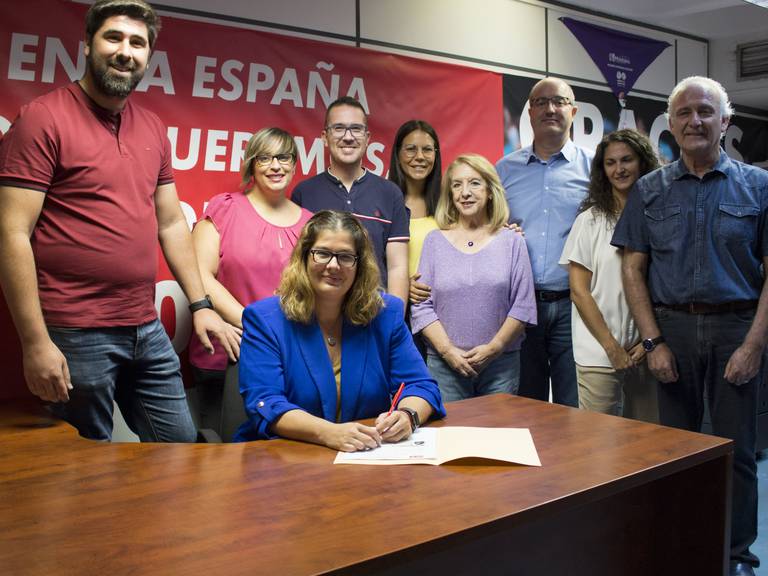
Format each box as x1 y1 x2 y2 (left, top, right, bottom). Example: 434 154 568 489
386 382 405 416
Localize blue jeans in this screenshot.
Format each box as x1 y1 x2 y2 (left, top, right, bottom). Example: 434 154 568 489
655 307 759 567
48 319 197 442
518 297 578 406
427 351 520 403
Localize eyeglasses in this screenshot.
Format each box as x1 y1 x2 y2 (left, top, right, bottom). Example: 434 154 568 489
325 123 368 139
530 96 572 109
401 144 437 159
450 178 485 193
310 249 359 268
254 153 295 167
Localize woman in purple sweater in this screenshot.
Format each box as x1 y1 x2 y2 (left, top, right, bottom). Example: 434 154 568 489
411 154 537 402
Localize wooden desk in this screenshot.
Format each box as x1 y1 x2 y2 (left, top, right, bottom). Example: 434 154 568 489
0 395 731 576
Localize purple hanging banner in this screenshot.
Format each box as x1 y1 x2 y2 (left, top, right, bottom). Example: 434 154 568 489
560 17 670 107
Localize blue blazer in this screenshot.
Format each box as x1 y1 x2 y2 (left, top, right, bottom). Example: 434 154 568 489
234 294 445 442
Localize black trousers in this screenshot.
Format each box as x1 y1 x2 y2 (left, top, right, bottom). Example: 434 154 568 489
656 307 759 567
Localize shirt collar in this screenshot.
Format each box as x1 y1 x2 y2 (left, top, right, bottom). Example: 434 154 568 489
325 167 368 185
69 81 126 122
525 139 575 165
672 148 731 181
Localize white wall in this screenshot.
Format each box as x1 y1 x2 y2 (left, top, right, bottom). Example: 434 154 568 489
711 31 768 114
151 0 708 101
360 0 546 72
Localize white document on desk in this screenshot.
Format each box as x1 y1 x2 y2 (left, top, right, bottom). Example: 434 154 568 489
334 426 540 466
336 428 438 461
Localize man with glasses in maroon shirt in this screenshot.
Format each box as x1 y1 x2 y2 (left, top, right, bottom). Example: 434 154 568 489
0 0 238 442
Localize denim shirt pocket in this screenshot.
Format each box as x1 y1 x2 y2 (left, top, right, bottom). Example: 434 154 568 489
644 205 681 250
717 203 759 242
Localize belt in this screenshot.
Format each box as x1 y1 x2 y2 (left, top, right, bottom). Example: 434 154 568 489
535 289 570 302
654 300 758 315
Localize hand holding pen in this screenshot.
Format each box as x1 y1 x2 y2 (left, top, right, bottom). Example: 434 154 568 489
375 383 413 443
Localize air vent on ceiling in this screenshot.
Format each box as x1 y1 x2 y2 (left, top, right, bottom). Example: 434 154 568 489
737 40 768 81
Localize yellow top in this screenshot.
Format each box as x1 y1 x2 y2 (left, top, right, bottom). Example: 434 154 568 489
408 216 439 277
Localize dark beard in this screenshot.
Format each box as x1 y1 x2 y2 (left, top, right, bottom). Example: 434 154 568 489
87 53 144 98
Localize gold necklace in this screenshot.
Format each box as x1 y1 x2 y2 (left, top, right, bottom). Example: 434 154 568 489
321 316 342 347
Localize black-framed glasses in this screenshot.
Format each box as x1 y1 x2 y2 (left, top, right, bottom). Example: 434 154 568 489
530 96 572 109
325 123 368 139
310 249 359 268
401 144 437 159
254 153 295 167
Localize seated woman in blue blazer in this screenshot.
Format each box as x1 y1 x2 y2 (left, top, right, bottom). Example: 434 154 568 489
234 210 445 450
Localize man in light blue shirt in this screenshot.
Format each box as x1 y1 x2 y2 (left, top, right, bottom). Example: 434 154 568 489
496 78 593 406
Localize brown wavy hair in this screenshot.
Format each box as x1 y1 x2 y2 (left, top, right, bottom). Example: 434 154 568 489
581 129 659 222
278 211 383 325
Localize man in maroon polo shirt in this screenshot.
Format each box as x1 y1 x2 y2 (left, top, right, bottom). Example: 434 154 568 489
0 0 239 441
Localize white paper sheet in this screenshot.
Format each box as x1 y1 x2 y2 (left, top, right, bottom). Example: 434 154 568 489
333 426 540 466
334 428 437 462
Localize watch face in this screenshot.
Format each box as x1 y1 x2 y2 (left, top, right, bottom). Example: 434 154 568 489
642 339 654 352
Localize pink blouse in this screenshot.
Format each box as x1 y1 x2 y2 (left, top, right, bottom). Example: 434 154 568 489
189 191 313 370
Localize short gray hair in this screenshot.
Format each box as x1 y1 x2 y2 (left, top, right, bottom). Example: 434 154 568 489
666 76 734 120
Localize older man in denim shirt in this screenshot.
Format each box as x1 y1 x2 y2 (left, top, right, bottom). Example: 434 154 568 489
613 76 766 576
496 78 593 407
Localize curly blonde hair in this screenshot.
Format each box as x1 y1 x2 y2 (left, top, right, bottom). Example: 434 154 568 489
278 211 383 325
435 154 509 231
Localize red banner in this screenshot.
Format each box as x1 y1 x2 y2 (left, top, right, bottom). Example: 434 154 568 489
0 0 502 399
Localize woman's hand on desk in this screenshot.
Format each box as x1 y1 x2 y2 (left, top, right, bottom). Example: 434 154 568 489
322 422 382 452
375 410 412 443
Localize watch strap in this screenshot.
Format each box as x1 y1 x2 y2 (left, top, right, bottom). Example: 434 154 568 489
189 295 214 313
397 407 420 431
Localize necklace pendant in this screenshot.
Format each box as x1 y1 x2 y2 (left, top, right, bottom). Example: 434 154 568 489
467 240 474 247
326 335 337 347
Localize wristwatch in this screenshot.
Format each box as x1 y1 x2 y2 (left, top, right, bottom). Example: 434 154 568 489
188 295 214 313
642 336 666 352
397 407 420 431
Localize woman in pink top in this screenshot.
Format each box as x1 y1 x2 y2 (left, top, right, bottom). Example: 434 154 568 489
188 127 313 433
